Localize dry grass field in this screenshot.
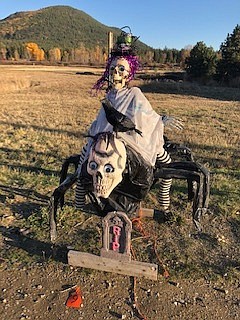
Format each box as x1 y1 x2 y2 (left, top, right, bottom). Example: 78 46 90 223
0 65 239 320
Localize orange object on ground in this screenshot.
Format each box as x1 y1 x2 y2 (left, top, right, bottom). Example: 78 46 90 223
65 286 82 308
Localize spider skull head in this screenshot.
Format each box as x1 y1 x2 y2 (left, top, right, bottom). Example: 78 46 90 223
87 133 127 198
109 58 130 90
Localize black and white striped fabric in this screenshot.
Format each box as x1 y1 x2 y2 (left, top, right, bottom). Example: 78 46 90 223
75 144 88 209
156 149 172 210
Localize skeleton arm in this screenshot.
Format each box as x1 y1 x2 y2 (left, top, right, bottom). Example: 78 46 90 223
162 115 184 131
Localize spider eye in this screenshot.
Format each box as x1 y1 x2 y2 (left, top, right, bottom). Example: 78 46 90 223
89 161 98 170
104 164 114 173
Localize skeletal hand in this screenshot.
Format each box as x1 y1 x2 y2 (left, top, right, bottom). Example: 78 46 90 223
162 115 184 130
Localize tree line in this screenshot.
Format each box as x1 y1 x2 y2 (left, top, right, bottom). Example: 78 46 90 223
0 41 109 65
185 25 240 86
1 24 239 86
0 40 191 66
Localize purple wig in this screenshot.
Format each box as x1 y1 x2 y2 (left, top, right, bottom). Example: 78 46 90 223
92 54 140 92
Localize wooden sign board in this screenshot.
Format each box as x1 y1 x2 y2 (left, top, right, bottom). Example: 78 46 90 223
68 211 158 280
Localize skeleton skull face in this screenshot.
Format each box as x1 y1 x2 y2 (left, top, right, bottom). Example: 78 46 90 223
87 134 127 198
109 58 130 90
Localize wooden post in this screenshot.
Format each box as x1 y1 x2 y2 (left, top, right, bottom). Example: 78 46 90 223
108 31 113 57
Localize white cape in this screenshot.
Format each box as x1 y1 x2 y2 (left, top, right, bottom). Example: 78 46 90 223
87 87 164 166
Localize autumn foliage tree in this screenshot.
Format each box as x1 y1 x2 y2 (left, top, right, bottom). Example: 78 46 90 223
0 43 7 60
48 47 61 62
26 42 45 61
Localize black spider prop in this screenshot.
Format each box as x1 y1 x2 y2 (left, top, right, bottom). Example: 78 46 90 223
49 136 210 243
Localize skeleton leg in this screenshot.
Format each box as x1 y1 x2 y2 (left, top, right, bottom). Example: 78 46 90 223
158 178 172 209
75 144 88 209
75 182 87 209
156 150 172 210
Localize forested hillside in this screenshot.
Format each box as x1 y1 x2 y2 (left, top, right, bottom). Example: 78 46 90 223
1 6 121 50
0 5 189 65
0 6 155 64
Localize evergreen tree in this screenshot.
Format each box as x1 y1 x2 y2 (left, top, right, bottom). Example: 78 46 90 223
185 41 217 81
216 25 240 83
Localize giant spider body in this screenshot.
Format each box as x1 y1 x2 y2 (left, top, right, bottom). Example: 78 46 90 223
49 133 210 242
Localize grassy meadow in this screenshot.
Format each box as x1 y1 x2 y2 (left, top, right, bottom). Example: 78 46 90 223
0 64 239 280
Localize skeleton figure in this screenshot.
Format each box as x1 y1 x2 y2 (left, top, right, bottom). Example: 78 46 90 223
50 29 210 242
87 132 127 198
90 56 165 166
109 58 130 90
76 29 179 213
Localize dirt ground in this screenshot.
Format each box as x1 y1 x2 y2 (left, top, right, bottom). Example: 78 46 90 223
0 262 239 320
0 215 239 320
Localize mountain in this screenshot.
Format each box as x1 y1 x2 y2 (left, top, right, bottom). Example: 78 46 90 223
0 5 151 52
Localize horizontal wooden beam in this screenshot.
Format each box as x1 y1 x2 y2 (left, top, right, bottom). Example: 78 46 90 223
68 250 158 280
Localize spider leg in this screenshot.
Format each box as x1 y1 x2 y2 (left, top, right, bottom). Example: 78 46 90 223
49 154 80 243
154 161 210 231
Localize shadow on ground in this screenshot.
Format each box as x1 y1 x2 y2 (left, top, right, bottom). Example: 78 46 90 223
1 225 68 264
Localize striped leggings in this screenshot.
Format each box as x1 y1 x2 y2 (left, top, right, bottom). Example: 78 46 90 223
75 144 88 209
156 150 172 210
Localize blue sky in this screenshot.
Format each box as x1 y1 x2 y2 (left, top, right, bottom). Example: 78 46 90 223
0 0 239 50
